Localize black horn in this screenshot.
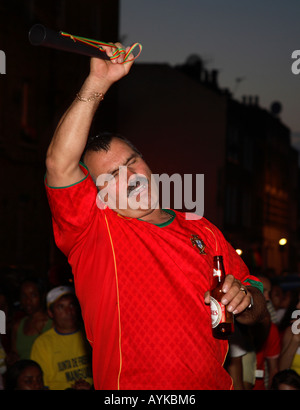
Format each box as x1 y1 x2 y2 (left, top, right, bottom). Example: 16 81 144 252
28 24 110 60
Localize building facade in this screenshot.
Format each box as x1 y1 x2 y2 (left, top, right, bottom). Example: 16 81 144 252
0 0 119 281
225 97 299 275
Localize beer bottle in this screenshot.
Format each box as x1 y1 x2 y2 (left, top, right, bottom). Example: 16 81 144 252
210 255 234 339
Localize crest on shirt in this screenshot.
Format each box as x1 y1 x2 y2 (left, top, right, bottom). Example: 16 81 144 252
190 234 206 255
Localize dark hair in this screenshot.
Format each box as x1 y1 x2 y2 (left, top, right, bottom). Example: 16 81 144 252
5 360 43 390
20 277 45 295
271 369 300 390
81 131 142 163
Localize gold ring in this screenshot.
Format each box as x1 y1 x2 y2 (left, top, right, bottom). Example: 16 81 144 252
240 286 248 295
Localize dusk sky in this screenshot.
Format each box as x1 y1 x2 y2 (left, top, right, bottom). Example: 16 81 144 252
120 0 300 153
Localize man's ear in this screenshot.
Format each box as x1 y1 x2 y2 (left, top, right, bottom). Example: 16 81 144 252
47 308 54 319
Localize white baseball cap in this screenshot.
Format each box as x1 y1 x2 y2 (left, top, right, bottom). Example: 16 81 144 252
46 286 74 308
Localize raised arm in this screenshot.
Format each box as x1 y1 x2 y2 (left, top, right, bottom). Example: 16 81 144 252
279 326 300 371
45 43 134 187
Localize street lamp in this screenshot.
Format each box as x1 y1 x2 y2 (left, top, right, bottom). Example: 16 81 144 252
279 238 287 246
278 238 287 273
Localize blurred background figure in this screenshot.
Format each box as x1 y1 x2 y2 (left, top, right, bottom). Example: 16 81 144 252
271 369 300 390
9 278 52 364
30 286 93 390
270 284 292 326
279 289 300 375
5 359 45 390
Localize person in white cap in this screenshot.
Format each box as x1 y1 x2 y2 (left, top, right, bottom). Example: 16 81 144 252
30 286 93 390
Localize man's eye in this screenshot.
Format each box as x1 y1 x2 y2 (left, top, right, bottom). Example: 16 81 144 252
129 159 137 166
107 173 117 181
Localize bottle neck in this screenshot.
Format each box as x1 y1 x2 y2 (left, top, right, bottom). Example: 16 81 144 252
212 255 225 285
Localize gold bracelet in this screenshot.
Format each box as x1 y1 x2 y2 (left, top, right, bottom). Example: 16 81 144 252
76 92 104 102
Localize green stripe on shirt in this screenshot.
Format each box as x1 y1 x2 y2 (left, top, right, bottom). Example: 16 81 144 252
244 278 263 293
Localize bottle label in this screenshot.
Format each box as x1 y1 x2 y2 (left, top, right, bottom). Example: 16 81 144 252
210 297 226 328
213 269 221 277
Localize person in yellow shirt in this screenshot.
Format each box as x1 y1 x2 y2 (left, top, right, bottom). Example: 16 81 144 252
31 286 93 390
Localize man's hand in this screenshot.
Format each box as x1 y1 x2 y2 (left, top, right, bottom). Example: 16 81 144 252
204 275 267 325
71 379 92 390
204 274 252 315
88 42 135 86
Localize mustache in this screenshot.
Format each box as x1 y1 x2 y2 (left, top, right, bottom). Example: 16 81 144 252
127 175 149 197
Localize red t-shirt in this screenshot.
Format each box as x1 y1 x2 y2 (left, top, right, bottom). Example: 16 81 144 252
45 164 261 390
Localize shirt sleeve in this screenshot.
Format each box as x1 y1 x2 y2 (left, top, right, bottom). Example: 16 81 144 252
45 163 98 256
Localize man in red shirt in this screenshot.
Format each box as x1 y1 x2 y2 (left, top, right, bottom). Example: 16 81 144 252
45 42 267 390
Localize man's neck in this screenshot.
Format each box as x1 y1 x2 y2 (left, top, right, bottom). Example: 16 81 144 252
139 208 173 225
54 326 79 335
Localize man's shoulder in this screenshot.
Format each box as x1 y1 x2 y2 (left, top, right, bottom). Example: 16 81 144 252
33 327 55 345
31 327 56 357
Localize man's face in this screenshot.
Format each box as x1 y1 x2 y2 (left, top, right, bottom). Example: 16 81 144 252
20 282 41 316
84 138 159 219
48 294 79 333
17 366 44 390
261 277 271 302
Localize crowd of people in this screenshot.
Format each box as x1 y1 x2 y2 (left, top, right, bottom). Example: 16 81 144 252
0 269 300 390
225 274 300 390
0 274 93 390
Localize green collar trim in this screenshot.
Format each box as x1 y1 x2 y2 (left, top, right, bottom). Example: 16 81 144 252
138 209 176 228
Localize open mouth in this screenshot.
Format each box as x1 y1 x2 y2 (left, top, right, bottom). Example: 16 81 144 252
128 182 147 198
127 177 148 198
